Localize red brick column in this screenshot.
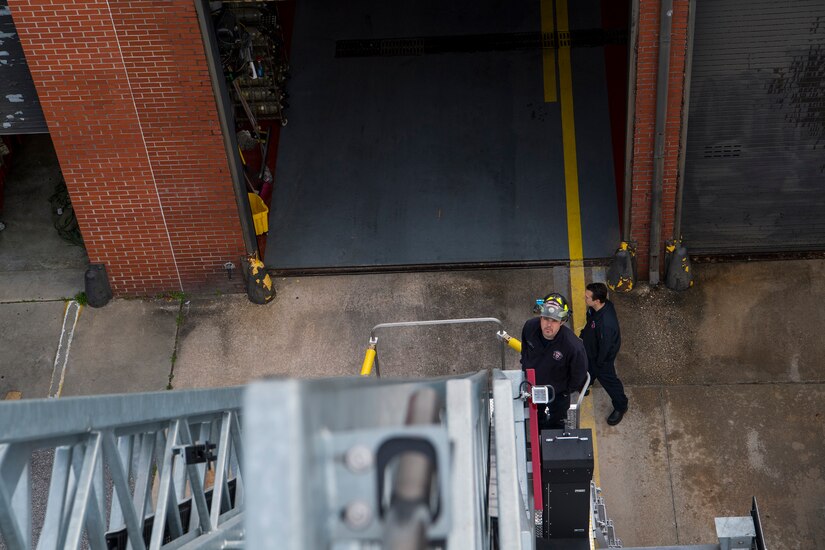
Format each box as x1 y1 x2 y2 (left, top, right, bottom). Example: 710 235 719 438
630 0 689 279
9 0 246 296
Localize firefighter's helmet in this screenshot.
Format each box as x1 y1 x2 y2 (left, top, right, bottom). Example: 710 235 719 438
533 292 570 322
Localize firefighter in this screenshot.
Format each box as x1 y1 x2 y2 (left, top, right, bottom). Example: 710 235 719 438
520 293 588 430
580 282 629 426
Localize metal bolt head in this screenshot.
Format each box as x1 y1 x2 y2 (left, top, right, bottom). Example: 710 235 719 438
344 445 373 473
343 500 372 530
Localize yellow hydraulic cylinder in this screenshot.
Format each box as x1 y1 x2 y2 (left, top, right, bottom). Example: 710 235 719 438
507 336 522 353
360 346 377 376
497 330 522 353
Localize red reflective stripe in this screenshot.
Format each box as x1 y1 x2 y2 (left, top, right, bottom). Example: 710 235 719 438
526 368 543 512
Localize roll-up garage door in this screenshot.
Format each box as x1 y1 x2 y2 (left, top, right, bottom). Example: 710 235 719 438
682 1 825 254
0 0 48 135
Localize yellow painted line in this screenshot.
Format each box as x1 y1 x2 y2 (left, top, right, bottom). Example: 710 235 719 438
570 261 587 333
540 0 557 102
555 0 587 333
581 396 600 550
556 1 597 544
580 395 600 485
4 391 22 400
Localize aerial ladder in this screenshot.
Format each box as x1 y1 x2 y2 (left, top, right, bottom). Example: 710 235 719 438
0 318 766 549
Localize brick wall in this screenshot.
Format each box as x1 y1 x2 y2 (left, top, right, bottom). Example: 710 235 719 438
630 0 690 278
8 0 246 296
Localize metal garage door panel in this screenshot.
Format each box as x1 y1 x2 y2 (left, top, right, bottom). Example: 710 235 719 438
683 0 825 254
0 0 48 135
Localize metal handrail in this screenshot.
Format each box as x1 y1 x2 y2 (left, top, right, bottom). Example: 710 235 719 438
364 317 508 378
576 371 591 410
567 371 591 431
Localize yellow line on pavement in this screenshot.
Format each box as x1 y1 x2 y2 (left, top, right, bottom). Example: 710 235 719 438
581 395 599 550
540 0 557 102
570 260 587 332
580 393 600 486
555 0 586 333
556 3 599 546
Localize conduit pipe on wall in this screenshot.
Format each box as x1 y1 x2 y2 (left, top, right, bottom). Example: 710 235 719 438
622 0 641 243
661 0 696 291
649 0 673 285
673 0 696 240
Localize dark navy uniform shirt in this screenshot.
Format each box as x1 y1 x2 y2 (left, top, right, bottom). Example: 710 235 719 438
520 317 588 397
579 300 621 371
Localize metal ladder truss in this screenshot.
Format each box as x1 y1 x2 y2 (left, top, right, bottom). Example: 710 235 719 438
0 388 245 550
591 481 622 548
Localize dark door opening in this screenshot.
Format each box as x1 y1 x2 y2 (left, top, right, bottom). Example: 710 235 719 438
209 0 630 272
0 3 88 300
0 135 89 301
203 1 295 260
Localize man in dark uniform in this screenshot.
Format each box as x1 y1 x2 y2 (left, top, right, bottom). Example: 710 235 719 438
520 293 588 429
580 282 629 426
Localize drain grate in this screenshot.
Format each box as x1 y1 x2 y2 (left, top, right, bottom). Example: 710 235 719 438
335 28 627 58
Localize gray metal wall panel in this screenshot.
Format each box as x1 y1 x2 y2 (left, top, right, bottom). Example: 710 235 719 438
0 0 48 135
682 0 825 254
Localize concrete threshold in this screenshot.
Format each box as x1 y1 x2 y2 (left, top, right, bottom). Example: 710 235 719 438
0 268 85 303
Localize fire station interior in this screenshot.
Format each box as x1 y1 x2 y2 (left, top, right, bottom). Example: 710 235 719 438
208 0 629 272
0 1 88 301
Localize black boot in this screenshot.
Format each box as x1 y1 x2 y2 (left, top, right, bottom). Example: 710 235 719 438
607 408 626 426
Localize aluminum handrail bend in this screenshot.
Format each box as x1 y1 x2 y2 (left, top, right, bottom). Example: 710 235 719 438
369 317 508 378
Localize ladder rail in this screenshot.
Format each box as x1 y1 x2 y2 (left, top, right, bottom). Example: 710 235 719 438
0 388 244 445
0 387 245 550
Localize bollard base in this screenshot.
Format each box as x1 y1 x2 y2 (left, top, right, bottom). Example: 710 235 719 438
606 241 637 293
245 256 276 305
665 239 694 291
84 264 112 308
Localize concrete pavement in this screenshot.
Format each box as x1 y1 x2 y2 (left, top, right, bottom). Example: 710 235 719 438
614 259 825 386
172 268 576 386
0 300 65 399
59 298 180 396
597 259 825 549
1 260 823 549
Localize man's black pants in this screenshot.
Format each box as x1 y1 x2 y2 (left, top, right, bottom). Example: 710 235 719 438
590 363 628 412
